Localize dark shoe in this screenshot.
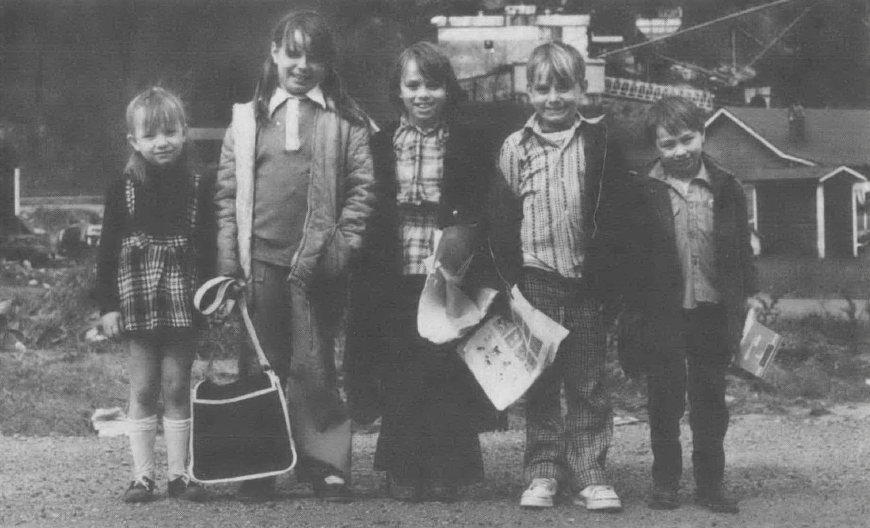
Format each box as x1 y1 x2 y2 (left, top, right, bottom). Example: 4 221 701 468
167 477 209 502
236 477 278 503
123 476 156 504
386 473 421 503
425 478 459 503
647 483 679 510
313 475 353 503
695 484 739 514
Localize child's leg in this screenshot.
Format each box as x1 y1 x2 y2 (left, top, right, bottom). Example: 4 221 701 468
161 331 196 480
127 337 161 481
561 294 612 491
520 272 568 486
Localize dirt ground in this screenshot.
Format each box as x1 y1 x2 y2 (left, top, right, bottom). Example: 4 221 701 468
3 405 870 528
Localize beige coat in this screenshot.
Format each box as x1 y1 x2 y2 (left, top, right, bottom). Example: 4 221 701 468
214 100 374 289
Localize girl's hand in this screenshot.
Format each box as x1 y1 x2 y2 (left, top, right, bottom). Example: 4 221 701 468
100 312 122 339
209 298 236 324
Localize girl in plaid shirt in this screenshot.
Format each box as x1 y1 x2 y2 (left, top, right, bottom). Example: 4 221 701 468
346 42 520 503
94 88 213 504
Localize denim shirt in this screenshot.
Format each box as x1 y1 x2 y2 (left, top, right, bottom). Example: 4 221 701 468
649 160 720 309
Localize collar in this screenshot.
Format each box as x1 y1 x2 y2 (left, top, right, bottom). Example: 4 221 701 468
520 112 601 143
649 159 710 186
268 85 327 117
397 113 448 136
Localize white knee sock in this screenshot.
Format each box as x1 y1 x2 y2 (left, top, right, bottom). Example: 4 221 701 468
127 415 157 481
163 417 191 481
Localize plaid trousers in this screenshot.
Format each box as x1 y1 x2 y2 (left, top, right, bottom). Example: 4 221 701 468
521 268 613 491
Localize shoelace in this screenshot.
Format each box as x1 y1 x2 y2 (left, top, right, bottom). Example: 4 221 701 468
529 479 555 491
133 476 155 491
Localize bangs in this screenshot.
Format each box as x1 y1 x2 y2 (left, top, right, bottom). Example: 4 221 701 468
126 88 186 135
660 118 696 138
280 24 333 63
530 62 576 88
401 45 452 86
135 103 184 134
527 42 585 88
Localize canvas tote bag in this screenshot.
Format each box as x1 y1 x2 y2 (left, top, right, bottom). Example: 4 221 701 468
189 276 297 483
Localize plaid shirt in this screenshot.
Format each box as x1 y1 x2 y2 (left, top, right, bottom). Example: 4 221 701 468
649 160 720 308
394 116 448 275
499 114 588 279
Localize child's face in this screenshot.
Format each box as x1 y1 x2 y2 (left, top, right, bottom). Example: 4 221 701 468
127 118 186 167
654 125 705 178
399 59 447 129
528 73 586 132
271 30 328 96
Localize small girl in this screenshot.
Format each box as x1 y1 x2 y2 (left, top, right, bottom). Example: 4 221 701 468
346 42 520 502
94 87 212 503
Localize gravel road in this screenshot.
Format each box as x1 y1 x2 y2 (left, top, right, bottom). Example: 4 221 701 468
3 405 870 528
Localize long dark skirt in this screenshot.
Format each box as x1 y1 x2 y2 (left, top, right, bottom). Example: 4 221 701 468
373 275 490 485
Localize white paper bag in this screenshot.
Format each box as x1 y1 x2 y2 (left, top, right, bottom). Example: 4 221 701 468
417 227 497 344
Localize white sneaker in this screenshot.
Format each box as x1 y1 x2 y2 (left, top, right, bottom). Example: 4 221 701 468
575 484 622 512
520 478 558 509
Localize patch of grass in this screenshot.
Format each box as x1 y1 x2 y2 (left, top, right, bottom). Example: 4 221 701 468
0 349 128 436
2 257 100 352
756 255 870 298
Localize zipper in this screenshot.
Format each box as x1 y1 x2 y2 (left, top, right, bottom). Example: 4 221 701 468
288 106 321 277
591 124 607 239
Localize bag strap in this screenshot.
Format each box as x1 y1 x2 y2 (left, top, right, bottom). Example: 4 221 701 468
194 276 272 372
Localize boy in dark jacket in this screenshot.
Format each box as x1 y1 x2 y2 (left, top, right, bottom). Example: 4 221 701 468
621 96 758 513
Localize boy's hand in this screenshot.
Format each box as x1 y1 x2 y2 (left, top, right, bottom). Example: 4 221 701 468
746 297 764 311
100 311 122 339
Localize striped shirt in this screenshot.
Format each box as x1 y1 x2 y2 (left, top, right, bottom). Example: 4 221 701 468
649 160 720 308
499 114 587 279
394 116 448 275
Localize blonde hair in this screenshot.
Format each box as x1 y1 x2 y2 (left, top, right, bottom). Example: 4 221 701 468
124 87 188 183
526 42 586 89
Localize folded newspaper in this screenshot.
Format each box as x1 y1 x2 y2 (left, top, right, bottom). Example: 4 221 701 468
457 285 569 410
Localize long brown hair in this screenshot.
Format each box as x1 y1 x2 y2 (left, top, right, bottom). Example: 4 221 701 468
389 42 462 124
252 10 367 127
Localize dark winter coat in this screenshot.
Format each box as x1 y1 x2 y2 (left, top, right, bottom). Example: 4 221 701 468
343 121 522 423
618 153 759 377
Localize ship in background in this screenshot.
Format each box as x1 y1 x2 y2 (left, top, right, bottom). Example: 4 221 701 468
431 0 858 111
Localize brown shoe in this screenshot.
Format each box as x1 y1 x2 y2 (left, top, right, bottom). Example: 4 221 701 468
424 478 458 503
236 477 278 503
695 484 739 514
647 483 679 510
386 473 421 503
122 476 156 504
314 475 353 503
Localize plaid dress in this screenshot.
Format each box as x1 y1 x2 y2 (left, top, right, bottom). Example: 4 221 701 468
117 175 200 332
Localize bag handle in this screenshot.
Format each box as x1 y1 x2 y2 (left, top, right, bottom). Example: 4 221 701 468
194 276 272 372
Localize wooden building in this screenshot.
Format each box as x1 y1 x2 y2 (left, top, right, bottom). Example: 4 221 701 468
704 107 870 258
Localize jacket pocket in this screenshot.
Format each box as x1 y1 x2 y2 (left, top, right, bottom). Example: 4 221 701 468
320 225 351 280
